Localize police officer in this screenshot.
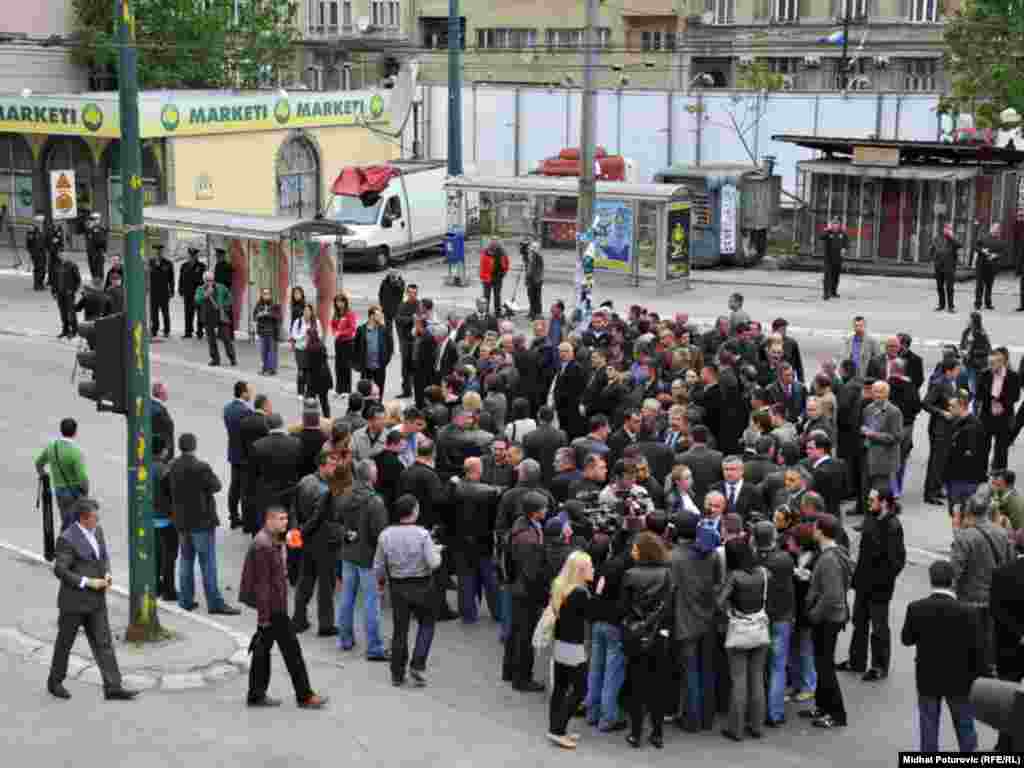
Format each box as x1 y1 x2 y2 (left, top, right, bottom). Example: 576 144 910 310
820 215 849 301
52 250 81 338
27 214 47 291
85 212 108 282
178 247 206 339
148 244 174 338
44 217 65 289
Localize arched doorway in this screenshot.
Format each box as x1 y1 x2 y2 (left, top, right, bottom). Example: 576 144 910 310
276 134 320 219
102 140 163 229
41 136 95 221
0 133 35 219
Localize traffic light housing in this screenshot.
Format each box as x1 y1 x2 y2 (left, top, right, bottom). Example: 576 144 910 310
77 312 127 414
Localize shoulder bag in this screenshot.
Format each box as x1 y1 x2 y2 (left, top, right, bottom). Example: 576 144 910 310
725 567 771 650
532 604 556 650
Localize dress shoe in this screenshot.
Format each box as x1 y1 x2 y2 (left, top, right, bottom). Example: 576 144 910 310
247 696 281 707
625 735 641 748
365 651 391 662
862 668 887 682
985 304 995 310
720 729 742 742
746 726 763 739
934 306 945 312
179 601 199 611
513 680 546 693
812 714 846 729
438 608 459 622
104 688 139 701
1016 307 1024 312
391 677 404 687
836 660 864 673
297 694 328 710
48 681 71 699
649 734 664 749
210 605 241 616
765 717 785 728
410 669 428 688
832 293 840 299
600 720 629 733
208 360 220 366
948 307 956 313
799 707 826 719
292 619 311 634
317 627 339 638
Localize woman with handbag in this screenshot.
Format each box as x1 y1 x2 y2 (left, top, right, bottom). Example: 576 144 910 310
717 539 772 741
618 531 673 749
546 551 594 750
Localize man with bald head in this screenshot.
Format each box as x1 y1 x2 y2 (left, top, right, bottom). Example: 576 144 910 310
552 341 587 440
451 455 504 623
862 380 903 498
867 336 903 382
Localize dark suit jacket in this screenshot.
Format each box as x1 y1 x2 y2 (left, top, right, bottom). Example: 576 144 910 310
990 557 1024 679
900 350 925 393
634 441 675 488
608 428 641 467
167 453 222 531
743 455 775 486
296 428 327 480
223 399 251 465
553 361 587 438
249 432 302 495
522 424 568 487
810 456 846 519
865 354 900 383
901 592 984 697
976 368 1021 425
678 445 724 508
152 399 175 460
714 480 762 521
54 524 110 615
238 411 269 465
766 380 807 423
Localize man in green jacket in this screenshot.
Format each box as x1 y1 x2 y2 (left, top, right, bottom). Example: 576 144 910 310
35 418 90 531
195 270 236 367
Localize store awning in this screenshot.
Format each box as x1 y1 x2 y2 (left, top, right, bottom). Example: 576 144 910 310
445 175 690 203
143 205 340 241
795 160 982 182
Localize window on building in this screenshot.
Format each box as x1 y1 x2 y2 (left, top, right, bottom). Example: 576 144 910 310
0 134 35 220
342 0 352 26
839 0 869 18
640 30 677 51
706 0 735 25
545 27 610 49
774 0 798 22
371 0 400 28
904 58 937 91
477 28 538 49
420 17 466 48
908 0 939 22
767 57 800 74
276 136 320 220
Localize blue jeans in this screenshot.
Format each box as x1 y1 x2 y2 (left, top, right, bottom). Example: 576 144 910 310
768 620 793 723
919 694 978 752
178 529 226 611
258 334 278 373
497 586 512 642
336 561 385 656
585 622 626 729
456 554 498 624
789 625 817 694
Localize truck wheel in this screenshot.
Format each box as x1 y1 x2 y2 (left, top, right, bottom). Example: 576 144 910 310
374 247 390 270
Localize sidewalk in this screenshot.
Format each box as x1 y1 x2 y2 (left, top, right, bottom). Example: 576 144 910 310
0 545 248 693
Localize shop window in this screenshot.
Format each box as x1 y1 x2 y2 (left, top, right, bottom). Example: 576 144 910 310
43 136 94 221
276 136 320 219
0 134 35 219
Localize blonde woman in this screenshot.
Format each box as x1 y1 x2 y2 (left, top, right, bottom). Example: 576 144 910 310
547 550 594 750
382 399 403 428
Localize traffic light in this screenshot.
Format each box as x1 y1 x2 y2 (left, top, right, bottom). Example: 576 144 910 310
969 677 1023 752
77 312 127 414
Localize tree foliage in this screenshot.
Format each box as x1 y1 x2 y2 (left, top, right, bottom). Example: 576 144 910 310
940 0 1024 127
70 0 299 90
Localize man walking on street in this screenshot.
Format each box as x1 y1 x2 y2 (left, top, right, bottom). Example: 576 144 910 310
179 247 206 339
374 494 444 687
820 216 848 300
148 244 174 338
502 491 550 692
47 498 138 702
239 504 328 709
35 418 89 532
196 270 236 367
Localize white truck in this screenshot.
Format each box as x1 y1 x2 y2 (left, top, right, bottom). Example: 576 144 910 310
321 160 464 269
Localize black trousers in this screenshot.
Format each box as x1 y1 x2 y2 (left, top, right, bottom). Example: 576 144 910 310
935 271 955 309
483 277 504 316
87 246 104 282
293 544 337 631
398 338 414 394
32 254 46 289
248 613 314 703
334 338 355 395
982 416 1013 471
390 577 438 683
924 429 952 499
526 279 543 318
155 525 179 598
57 293 77 336
49 607 123 691
550 660 587 736
502 595 542 686
823 259 841 298
848 592 891 673
680 632 718 730
365 367 386 400
150 297 170 336
182 295 202 337
207 320 236 365
228 464 245 524
812 621 847 724
975 264 996 308
626 646 668 739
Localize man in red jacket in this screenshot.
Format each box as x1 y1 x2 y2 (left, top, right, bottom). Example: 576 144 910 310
479 238 509 316
239 505 328 709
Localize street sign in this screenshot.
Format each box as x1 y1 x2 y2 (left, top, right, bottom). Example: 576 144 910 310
50 170 77 220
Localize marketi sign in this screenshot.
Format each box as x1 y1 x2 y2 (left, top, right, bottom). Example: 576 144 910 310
0 91 389 139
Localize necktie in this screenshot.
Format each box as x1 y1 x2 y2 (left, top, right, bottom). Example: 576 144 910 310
728 484 737 509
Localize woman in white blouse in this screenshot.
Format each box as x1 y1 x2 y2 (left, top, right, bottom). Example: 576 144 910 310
289 303 317 395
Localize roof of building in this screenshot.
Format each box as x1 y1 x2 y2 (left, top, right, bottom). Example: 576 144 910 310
772 134 1024 166
445 174 690 202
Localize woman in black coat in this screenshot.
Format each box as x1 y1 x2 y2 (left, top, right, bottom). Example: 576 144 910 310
304 327 333 418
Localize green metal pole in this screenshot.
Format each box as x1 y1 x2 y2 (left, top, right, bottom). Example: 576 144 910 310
117 0 159 641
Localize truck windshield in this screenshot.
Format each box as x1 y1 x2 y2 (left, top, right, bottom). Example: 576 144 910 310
325 194 381 226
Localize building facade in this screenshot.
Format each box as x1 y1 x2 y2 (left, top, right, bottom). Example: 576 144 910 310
413 0 953 93
0 0 88 92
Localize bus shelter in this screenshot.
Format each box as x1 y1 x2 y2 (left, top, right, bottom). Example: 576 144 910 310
143 205 347 339
444 175 694 294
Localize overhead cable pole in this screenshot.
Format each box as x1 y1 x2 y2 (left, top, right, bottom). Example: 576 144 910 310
576 0 599 319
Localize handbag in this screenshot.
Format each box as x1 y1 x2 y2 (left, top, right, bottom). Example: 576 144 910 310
725 567 771 650
622 574 670 656
532 605 556 650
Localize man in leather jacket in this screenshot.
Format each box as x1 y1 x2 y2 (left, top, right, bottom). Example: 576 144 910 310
450 457 503 624
501 491 549 692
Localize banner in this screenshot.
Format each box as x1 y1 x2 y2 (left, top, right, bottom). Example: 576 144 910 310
666 201 691 280
14 175 33 218
593 199 633 272
0 99 116 138
720 184 737 255
50 170 77 220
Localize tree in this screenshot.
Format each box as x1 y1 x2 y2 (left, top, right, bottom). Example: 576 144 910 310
940 0 1024 127
71 0 299 90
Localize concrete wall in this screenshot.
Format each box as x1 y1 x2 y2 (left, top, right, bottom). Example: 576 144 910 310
0 0 75 36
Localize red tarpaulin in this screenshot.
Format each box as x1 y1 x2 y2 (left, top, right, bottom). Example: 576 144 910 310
331 165 400 197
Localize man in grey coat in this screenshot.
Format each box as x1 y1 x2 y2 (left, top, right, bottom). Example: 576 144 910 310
841 316 881 378
861 381 903 496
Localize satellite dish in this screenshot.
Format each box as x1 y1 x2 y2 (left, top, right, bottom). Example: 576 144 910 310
356 16 371 33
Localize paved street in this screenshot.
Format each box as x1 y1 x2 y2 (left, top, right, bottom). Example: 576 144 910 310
0 261 1007 765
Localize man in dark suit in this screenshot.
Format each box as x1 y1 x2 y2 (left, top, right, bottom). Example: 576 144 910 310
522 406 567 487
901 559 983 753
168 433 239 615
698 364 725 449
743 435 777 485
222 381 252 530
678 425 724 509
608 408 644 467
552 342 587 440
898 333 925 393
47 498 137 701
888 359 922 498
805 431 846 525
976 346 1020 471
990 529 1024 752
766 363 806 423
865 336 904 383
922 359 961 505
249 412 305 584
714 455 762 521
238 395 272 533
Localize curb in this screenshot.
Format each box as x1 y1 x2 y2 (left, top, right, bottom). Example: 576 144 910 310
0 538 251 692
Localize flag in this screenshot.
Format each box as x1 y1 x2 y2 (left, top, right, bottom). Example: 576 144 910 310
818 29 845 44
